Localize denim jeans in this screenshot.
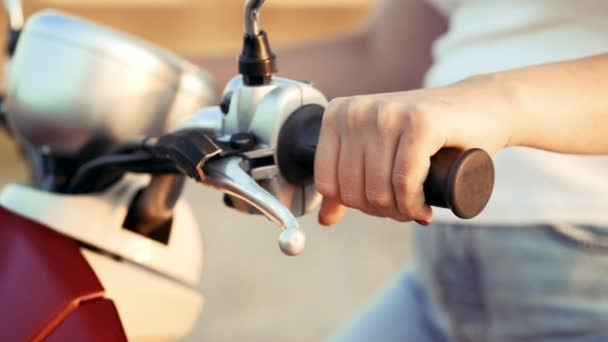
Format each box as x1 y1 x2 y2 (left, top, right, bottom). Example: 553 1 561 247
332 223 608 341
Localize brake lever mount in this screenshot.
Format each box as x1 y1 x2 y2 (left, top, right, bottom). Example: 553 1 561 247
174 1 328 256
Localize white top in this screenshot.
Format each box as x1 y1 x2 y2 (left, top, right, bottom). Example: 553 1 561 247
425 0 608 225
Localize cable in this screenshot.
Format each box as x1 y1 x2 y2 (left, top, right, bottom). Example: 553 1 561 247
66 128 245 194
109 137 158 155
66 153 179 194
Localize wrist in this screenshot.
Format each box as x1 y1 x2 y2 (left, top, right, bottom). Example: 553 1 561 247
487 71 525 149
448 72 519 153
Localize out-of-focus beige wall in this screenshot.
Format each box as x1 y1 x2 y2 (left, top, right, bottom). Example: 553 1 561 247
2 0 374 57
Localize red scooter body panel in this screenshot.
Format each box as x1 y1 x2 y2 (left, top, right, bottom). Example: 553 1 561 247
0 206 127 341
45 299 127 342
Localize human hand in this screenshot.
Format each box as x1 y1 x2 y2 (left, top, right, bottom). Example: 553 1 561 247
314 76 512 226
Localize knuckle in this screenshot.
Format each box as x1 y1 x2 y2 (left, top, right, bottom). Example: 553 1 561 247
348 96 371 111
339 180 365 209
340 191 362 209
345 112 360 131
392 171 413 193
392 170 427 219
324 98 346 125
374 102 398 132
396 203 416 219
345 97 372 130
406 101 431 117
365 188 393 210
327 97 349 112
315 177 339 198
392 173 417 219
404 103 433 137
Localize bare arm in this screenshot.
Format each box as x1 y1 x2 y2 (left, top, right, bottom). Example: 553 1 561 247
195 0 447 98
425 54 608 155
494 55 608 154
314 53 608 225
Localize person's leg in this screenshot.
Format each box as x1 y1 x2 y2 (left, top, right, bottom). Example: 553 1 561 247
414 222 608 341
329 269 448 342
476 223 608 341
332 222 608 341
413 222 489 341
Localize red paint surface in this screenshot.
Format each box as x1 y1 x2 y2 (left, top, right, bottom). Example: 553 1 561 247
46 299 127 342
0 206 125 340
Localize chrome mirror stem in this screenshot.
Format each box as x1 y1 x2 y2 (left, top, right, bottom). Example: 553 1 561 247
4 0 23 31
244 0 265 36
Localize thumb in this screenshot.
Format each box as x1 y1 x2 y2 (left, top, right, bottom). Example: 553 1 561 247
318 197 347 226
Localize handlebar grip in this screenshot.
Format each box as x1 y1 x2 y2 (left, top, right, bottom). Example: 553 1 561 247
277 105 495 219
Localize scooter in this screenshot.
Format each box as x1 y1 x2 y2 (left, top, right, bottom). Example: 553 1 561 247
0 1 213 340
0 0 495 340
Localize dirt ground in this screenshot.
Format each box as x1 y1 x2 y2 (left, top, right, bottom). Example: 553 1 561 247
0 132 415 341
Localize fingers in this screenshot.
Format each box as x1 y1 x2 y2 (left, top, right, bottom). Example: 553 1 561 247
318 197 347 226
336 98 385 218
363 105 409 221
315 98 348 226
314 102 341 202
315 96 440 224
392 126 433 223
337 129 366 212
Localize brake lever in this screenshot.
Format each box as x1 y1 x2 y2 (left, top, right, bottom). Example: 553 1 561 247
149 127 306 255
200 156 305 256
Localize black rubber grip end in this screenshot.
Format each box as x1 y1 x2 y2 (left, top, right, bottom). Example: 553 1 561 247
424 148 494 219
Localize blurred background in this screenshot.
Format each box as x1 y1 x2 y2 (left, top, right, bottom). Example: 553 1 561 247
0 0 419 340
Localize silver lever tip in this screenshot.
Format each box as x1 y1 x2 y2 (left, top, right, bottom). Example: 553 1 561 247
279 228 306 256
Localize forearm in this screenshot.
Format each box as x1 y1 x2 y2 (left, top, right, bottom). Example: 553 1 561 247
436 54 608 156
502 54 608 154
